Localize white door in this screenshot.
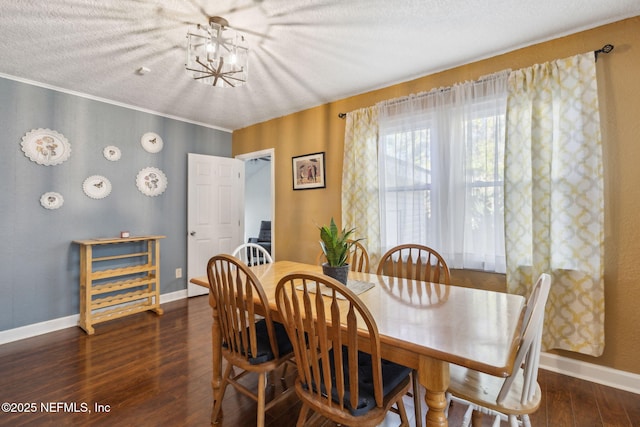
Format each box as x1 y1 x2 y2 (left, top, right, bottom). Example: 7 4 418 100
187 153 244 297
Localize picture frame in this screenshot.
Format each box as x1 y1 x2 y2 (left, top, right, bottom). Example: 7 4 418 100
292 152 326 190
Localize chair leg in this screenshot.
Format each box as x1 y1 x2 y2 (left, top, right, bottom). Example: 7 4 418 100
257 372 266 427
412 370 423 427
445 392 452 417
396 396 409 426
296 404 310 427
268 371 275 387
461 405 474 427
211 363 233 424
509 414 531 427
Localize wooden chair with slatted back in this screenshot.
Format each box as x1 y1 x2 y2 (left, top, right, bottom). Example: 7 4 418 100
377 244 450 284
207 254 294 427
232 242 274 266
445 273 552 427
275 271 411 427
376 243 451 426
316 239 371 273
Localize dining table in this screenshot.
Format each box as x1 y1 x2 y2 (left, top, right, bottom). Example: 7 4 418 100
190 260 525 427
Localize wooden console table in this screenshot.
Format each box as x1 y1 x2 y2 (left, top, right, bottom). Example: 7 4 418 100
74 235 165 334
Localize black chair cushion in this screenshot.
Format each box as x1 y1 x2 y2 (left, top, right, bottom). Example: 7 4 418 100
307 346 411 416
222 319 292 365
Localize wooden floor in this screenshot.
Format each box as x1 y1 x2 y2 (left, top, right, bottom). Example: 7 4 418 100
0 296 638 427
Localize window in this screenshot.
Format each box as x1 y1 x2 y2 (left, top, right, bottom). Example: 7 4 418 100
378 76 508 273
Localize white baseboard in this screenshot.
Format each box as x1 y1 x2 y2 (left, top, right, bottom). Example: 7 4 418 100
0 314 80 345
160 289 188 303
540 352 640 394
0 290 188 345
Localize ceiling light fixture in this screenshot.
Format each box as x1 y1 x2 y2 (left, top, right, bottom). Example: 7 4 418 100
185 16 248 88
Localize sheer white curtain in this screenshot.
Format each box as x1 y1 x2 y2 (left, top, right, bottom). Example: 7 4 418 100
377 72 509 272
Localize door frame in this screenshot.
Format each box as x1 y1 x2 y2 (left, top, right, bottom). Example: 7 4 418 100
236 148 276 260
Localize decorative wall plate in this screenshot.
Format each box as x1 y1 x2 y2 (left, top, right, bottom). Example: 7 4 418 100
21 128 71 166
40 192 64 210
83 175 112 199
103 145 121 161
140 132 163 153
136 167 167 196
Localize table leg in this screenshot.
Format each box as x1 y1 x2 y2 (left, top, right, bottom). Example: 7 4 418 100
418 355 450 427
210 294 223 423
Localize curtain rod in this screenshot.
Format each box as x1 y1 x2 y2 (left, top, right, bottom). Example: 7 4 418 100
338 43 615 119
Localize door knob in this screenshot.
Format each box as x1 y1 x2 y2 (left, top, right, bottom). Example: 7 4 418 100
190 231 196 236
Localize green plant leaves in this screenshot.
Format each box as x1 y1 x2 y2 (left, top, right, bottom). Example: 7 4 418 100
318 217 357 267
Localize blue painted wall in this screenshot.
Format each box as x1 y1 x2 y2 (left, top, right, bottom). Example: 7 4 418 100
0 76 232 331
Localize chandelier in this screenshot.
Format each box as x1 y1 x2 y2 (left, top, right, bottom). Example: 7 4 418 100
185 17 248 88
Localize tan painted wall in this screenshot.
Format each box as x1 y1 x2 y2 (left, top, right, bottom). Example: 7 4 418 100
233 17 640 375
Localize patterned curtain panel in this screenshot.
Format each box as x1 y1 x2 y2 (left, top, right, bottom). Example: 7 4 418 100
504 53 604 356
341 106 381 270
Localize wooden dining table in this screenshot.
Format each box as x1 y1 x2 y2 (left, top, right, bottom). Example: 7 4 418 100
190 260 525 427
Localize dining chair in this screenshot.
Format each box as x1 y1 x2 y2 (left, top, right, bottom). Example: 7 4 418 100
445 273 552 427
207 254 294 427
232 242 274 266
377 244 450 284
316 239 371 273
377 243 451 426
275 271 411 427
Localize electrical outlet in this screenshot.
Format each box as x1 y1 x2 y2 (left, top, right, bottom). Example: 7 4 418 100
175 268 182 278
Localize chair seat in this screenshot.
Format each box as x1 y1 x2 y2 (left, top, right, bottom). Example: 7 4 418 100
448 364 542 416
223 319 293 365
310 347 411 416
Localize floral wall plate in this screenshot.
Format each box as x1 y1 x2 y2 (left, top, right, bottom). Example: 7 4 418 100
83 175 112 199
21 128 71 166
141 132 163 153
136 167 167 196
40 192 64 209
103 145 121 161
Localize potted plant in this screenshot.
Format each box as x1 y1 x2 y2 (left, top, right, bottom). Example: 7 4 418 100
318 218 360 285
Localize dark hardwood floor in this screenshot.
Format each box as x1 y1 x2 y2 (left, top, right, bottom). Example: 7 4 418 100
0 296 637 426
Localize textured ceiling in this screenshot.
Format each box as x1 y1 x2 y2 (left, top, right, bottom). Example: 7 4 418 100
0 0 638 131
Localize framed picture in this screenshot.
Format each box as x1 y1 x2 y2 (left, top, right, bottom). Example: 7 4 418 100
292 152 326 190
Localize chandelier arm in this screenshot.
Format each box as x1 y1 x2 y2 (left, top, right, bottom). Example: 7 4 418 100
211 58 226 86
217 72 245 82
186 67 215 76
195 58 217 73
218 77 236 87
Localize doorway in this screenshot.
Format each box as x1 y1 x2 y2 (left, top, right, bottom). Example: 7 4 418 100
236 149 275 259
